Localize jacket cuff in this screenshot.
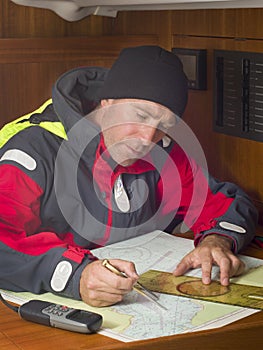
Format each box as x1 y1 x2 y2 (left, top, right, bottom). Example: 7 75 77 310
60 259 91 300
50 249 98 300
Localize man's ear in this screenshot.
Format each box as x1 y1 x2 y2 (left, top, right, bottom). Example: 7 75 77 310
101 99 114 107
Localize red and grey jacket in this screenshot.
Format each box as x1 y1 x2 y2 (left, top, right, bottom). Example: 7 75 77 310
0 67 258 300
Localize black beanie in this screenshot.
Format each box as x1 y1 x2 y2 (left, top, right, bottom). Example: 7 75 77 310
99 45 188 117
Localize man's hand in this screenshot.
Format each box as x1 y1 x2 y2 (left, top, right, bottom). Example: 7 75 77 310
80 259 139 307
173 234 245 286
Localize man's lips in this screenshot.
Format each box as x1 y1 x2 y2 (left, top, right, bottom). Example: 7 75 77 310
125 144 147 157
125 144 142 156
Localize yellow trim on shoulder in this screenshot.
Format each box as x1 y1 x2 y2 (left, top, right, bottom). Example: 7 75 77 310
0 99 67 148
40 121 68 140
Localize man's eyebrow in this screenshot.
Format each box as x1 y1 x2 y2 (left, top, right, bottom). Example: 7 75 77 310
134 106 154 116
134 105 166 120
132 103 176 125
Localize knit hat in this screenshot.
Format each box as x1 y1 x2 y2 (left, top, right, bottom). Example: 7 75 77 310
99 45 188 117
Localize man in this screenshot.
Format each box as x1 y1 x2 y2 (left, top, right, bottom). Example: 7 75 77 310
0 46 257 307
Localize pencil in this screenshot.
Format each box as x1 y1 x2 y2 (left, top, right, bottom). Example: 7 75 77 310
102 259 167 310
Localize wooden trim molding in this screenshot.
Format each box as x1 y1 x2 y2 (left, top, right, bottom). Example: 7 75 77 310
0 35 159 63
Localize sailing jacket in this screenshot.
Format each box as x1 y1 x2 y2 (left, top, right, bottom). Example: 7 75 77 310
0 66 258 300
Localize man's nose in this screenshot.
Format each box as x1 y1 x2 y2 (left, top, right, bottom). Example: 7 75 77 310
139 125 159 145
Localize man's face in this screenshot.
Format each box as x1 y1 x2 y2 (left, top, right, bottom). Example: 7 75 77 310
98 99 176 166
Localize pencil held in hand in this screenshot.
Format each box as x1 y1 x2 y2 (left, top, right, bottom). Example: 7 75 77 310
102 259 167 310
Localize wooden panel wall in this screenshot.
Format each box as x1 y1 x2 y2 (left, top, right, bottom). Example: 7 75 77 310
171 35 263 218
0 35 158 125
1 0 263 223
0 0 111 37
169 10 263 223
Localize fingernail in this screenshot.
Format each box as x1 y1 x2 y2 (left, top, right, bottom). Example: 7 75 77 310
203 277 210 284
222 278 229 286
